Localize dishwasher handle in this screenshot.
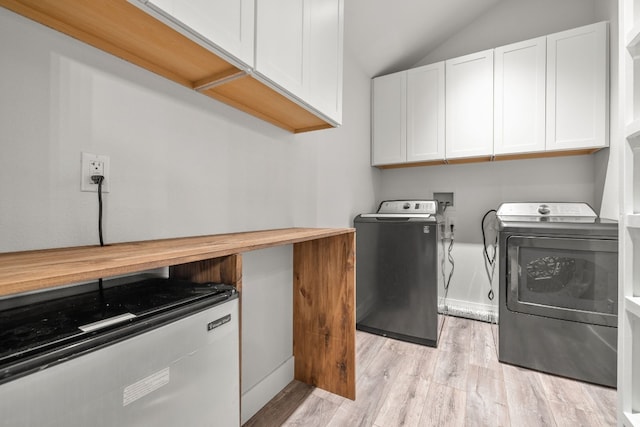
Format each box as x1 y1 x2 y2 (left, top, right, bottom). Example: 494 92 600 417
79 313 137 332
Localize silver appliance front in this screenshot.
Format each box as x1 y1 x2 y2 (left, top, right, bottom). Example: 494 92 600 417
0 281 240 427
497 202 618 388
354 200 443 347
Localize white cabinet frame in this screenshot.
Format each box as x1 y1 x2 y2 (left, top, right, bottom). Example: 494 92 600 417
494 37 546 155
547 22 609 151
407 62 446 162
445 49 494 160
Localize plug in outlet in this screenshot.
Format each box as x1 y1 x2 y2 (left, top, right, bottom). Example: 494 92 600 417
445 216 456 239
81 152 110 192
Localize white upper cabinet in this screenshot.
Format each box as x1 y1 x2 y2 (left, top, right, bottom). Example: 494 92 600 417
134 0 255 67
372 71 406 166
130 0 343 126
307 0 344 123
546 22 608 151
494 37 546 155
255 0 306 97
370 21 609 167
407 63 445 162
372 63 445 166
255 0 344 124
445 50 494 160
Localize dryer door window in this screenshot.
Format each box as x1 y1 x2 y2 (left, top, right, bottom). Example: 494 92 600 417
506 235 617 327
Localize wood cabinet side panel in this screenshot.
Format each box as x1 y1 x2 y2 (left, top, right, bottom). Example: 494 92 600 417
293 233 355 399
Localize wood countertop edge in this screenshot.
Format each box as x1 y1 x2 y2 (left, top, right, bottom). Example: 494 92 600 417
0 227 355 296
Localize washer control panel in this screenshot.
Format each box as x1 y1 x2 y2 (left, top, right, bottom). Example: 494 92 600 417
377 200 438 215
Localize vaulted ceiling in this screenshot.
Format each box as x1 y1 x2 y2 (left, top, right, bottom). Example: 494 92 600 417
343 0 502 77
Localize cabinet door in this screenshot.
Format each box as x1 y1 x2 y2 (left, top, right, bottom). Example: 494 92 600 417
307 0 344 123
494 37 546 155
142 0 255 66
255 0 307 100
372 71 407 166
406 62 445 162
445 50 494 159
546 22 608 151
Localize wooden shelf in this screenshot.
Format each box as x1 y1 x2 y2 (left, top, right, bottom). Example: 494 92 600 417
0 227 353 297
0 0 335 133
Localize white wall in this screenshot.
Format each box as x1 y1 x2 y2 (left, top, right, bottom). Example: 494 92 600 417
385 0 612 318
0 8 377 253
0 6 376 421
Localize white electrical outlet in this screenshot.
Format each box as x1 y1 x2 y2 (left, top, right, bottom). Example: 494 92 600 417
81 152 110 193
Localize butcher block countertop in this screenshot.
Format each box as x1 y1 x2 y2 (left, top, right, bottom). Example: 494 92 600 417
0 227 354 297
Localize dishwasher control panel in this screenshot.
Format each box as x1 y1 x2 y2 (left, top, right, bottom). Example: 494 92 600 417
377 200 437 215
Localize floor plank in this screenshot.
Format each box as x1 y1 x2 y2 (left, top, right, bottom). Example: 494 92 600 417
583 382 618 426
246 316 617 426
326 340 405 426
502 363 560 427
284 394 341 426
418 381 467 427
373 341 432 426
465 364 510 427
243 381 314 427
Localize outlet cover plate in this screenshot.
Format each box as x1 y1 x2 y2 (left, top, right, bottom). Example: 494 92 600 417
81 152 110 193
434 192 454 209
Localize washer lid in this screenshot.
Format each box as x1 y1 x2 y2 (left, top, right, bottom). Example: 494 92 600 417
496 202 597 222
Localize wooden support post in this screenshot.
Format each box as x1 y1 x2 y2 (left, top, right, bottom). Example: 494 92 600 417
293 233 356 400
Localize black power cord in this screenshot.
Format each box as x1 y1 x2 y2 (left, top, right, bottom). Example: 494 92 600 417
91 175 106 295
440 223 455 320
445 224 455 291
438 224 455 339
481 209 498 300
481 209 500 357
91 175 105 247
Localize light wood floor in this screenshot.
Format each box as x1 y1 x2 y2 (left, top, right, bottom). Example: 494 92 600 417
244 316 617 427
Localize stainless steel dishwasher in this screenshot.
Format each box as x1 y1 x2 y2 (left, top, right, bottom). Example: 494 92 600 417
354 200 443 347
0 275 239 427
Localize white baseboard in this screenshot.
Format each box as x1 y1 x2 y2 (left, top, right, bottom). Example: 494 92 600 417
241 356 295 424
439 297 499 323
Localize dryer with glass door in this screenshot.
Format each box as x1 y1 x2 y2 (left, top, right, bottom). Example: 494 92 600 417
497 202 618 387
